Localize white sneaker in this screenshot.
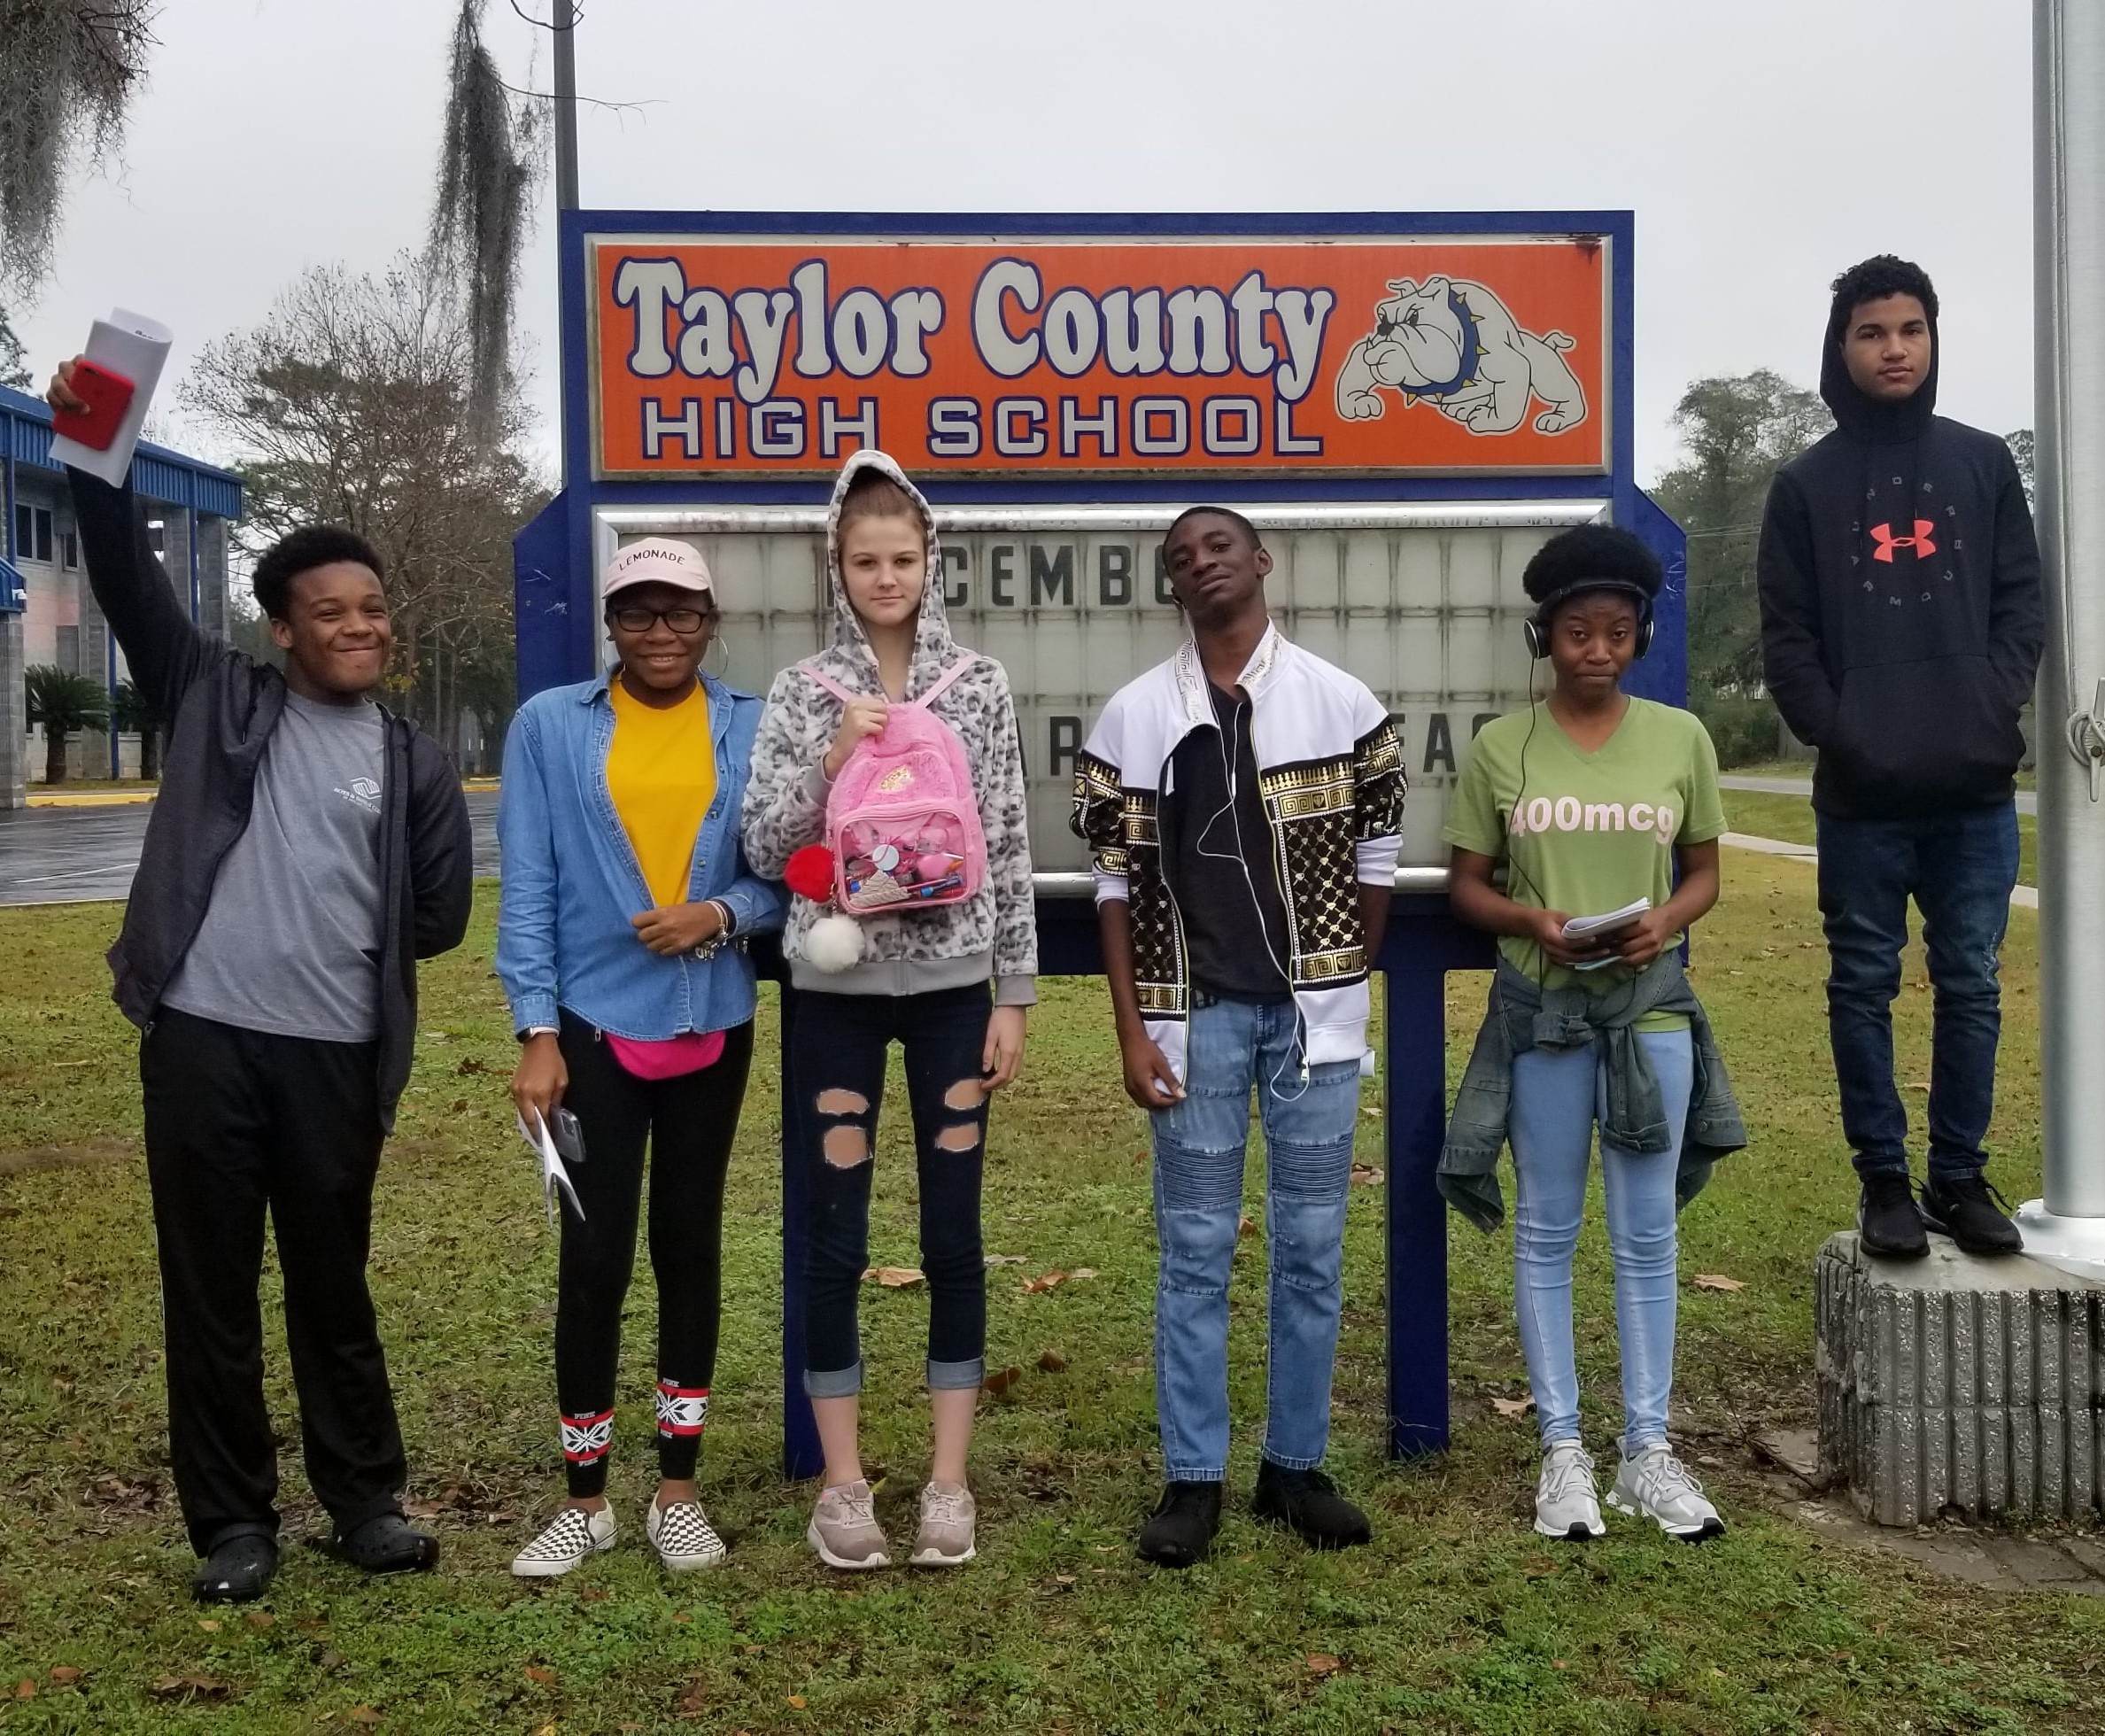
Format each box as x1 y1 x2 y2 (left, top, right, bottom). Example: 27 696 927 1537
1533 1438 1605 1540
1607 1444 1726 1541
646 1497 727 1571
909 1480 977 1567
806 1479 891 1570
510 1504 617 1577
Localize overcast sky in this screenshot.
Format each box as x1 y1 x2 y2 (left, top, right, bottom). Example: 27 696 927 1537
16 0 2036 483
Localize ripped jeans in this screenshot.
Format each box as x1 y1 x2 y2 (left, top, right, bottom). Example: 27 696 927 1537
795 983 992 1397
1150 995 1360 1482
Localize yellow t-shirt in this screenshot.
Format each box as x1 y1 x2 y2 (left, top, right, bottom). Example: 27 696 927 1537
606 677 716 909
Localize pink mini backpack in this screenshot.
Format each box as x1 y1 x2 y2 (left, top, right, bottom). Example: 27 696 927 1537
800 655 987 915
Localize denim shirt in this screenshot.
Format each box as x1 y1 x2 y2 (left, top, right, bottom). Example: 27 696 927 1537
1438 954 1747 1233
496 670 786 1041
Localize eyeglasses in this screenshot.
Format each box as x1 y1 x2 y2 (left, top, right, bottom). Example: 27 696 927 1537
608 604 716 635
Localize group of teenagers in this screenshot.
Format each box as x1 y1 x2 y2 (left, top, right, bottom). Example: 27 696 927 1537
39 251 2044 1604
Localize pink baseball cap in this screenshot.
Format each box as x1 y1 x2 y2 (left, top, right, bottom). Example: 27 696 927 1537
604 537 714 600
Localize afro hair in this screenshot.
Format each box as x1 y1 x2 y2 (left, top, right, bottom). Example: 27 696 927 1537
1521 524 1662 625
252 524 385 623
1830 254 1939 329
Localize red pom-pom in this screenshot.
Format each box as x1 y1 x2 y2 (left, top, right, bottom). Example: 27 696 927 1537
784 845 838 903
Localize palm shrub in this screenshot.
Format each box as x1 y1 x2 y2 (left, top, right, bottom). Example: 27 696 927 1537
111 677 160 780
25 664 109 786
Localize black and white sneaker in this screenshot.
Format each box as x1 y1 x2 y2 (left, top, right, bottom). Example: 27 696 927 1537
510 1505 616 1577
646 1497 726 1571
1921 1173 2024 1257
1857 1174 1929 1259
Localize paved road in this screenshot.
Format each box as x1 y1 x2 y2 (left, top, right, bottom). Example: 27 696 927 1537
0 792 501 908
1721 772 2039 816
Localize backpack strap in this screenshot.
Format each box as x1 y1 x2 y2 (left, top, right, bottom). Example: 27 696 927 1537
908 654 981 711
797 661 858 705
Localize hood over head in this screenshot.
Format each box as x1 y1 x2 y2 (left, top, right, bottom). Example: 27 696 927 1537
1820 278 1939 445
822 449 957 695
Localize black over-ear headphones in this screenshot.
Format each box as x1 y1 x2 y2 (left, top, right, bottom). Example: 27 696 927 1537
1523 581 1656 661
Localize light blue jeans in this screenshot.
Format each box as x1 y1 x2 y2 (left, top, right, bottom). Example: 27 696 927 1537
1150 996 1360 1482
1509 1029 1693 1455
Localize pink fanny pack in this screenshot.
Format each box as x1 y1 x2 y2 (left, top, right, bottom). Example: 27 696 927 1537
605 1029 726 1081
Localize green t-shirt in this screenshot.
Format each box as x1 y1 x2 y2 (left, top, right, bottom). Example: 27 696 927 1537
1443 698 1725 1032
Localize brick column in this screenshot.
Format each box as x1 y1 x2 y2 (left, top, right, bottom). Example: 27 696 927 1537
0 611 24 809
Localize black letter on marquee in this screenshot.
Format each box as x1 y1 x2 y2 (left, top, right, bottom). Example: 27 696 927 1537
1030 544 1075 607
1154 545 1177 606
989 544 1017 608
942 544 970 608
1099 545 1132 606
1049 715 1082 779
1422 711 1457 776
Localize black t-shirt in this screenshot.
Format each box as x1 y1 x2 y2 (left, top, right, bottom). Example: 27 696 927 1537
1165 682 1293 1002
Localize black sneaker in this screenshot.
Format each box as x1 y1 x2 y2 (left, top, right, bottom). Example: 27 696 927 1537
1921 1173 2024 1257
319 1513 440 1575
1136 1481 1223 1569
1857 1174 1928 1259
193 1531 277 1603
1251 1460 1372 1550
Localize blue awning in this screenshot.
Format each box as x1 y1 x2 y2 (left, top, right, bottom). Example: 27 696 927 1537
0 554 25 613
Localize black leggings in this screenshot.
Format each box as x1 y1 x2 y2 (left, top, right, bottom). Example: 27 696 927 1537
793 983 992 1397
553 1011 754 1496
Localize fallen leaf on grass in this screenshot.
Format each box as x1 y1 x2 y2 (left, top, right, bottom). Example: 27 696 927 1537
49 1667 81 1685
1021 1270 1066 1293
984 1254 1026 1267
577 1585 609 1603
12 1680 32 1701
983 1366 1025 1396
456 1056 491 1076
1305 1654 1342 1677
1490 1395 1536 1419
1238 1215 1257 1238
1350 1163 1384 1186
346 1709 383 1726
787 1695 808 1709
151 1674 230 1701
1523 1555 1559 1578
1070 1267 1099 1280
1037 1349 1069 1373
1690 1274 1745 1292
243 1612 274 1630
524 1665 559 1687
676 1678 710 1718
197 1618 221 1631
863 1266 925 1288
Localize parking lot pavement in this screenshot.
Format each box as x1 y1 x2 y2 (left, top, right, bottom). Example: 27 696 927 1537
1 790 501 908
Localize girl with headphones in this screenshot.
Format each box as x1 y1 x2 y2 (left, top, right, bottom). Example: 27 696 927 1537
1442 524 1743 1545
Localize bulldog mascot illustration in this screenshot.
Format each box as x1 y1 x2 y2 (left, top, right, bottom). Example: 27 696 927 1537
1335 275 1588 436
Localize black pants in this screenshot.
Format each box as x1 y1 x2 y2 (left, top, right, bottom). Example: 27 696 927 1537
554 1011 754 1497
140 1008 403 1555
794 984 991 1397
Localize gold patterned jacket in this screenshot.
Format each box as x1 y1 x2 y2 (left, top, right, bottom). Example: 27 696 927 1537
1070 625 1405 1081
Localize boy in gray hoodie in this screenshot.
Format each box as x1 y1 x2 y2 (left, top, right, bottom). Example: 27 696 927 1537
743 451 1036 1571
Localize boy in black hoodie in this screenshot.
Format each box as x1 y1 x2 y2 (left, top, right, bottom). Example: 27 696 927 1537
1757 257 2043 1260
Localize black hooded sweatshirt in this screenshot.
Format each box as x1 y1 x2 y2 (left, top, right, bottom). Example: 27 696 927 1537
1756 291 2043 818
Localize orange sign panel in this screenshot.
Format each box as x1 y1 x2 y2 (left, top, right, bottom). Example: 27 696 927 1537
590 234 1608 479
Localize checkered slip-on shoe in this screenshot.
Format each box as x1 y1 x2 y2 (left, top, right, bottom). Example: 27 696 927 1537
646 1497 728 1571
510 1505 617 1577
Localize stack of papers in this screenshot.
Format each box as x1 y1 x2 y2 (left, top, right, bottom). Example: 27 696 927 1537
1561 897 1651 971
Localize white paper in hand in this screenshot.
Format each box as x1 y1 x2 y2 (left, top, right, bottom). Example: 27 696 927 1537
1562 897 1652 971
516 1108 585 1227
48 308 173 486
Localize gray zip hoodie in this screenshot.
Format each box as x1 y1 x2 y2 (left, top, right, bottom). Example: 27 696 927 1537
740 451 1038 1003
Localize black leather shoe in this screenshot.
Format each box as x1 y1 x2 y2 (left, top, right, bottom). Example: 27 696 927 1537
1857 1174 1929 1259
321 1513 440 1575
1921 1173 2024 1257
1252 1460 1372 1550
193 1531 278 1603
1136 1481 1223 1569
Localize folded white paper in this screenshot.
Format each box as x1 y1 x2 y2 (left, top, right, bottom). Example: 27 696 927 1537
47 307 173 486
516 1108 584 1227
1563 896 1652 970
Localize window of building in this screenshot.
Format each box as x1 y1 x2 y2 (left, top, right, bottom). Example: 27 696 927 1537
145 519 166 557
62 531 80 570
55 624 81 676
12 503 54 564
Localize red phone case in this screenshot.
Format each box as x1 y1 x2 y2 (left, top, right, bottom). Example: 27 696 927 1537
53 360 135 452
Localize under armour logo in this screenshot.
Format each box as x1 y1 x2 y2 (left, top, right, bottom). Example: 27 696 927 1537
1870 520 1939 562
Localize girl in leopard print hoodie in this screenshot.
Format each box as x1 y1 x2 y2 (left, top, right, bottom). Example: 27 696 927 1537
741 450 1035 1571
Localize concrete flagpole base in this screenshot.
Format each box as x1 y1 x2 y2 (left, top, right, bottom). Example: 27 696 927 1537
1816 1231 2105 1526
2013 1202 2105 1283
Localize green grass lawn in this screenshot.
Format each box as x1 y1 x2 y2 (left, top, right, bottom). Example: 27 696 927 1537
0 866 2093 1734
1725 759 2038 794
1723 789 2041 889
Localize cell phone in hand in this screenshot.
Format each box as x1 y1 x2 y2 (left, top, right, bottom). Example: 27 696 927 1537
52 359 135 452
547 1107 586 1166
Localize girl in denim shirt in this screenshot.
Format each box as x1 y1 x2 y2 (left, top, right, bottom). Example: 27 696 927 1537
497 539 783 1577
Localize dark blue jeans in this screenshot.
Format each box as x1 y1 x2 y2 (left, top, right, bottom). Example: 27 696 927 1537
1815 802 2019 1184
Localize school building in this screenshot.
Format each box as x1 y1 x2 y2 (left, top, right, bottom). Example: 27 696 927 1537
0 383 244 807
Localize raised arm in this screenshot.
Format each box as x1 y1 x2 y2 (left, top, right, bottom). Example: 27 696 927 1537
66 469 222 722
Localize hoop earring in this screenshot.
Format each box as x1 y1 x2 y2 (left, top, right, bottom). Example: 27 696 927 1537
706 631 730 674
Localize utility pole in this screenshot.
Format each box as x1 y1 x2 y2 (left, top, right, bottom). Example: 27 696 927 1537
2016 0 2105 1273
553 0 579 213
